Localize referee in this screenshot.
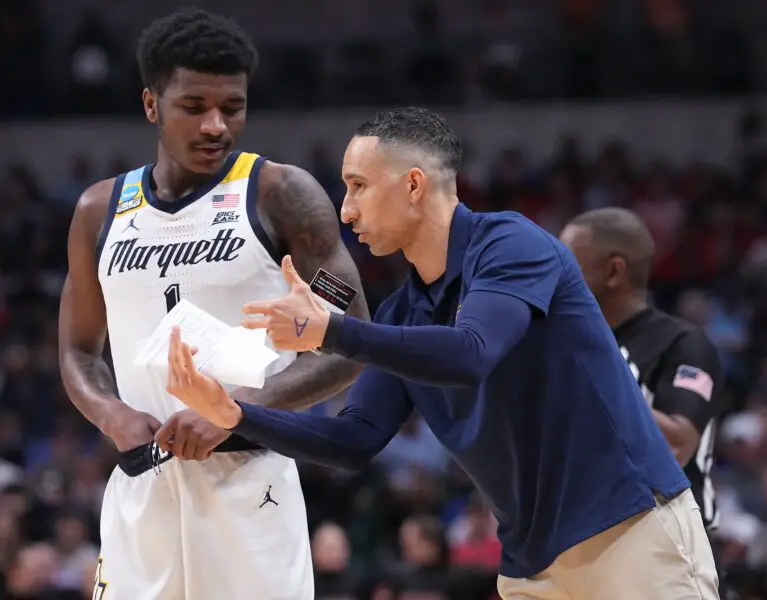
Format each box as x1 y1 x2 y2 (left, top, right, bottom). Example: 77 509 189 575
559 207 726 530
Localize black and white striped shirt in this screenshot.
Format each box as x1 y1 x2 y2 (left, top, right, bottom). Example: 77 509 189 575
613 308 726 530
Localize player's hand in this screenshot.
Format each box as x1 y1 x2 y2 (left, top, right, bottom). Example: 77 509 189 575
154 409 231 461
165 325 243 431
242 255 330 352
106 405 163 453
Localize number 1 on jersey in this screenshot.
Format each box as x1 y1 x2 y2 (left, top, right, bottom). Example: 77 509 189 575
164 284 181 313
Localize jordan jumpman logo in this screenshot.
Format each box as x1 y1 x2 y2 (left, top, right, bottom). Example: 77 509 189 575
259 485 279 508
123 214 139 232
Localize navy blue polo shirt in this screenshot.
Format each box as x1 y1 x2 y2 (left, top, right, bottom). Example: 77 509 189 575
232 202 689 578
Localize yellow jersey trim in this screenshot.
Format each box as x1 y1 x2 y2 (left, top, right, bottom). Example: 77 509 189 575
222 152 260 184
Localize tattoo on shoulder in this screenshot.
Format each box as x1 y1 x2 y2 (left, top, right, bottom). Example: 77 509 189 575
262 164 340 266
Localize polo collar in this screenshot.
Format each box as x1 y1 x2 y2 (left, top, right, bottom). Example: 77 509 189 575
408 202 472 297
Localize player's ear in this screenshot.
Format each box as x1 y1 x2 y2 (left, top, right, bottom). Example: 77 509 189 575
406 167 426 204
143 89 158 124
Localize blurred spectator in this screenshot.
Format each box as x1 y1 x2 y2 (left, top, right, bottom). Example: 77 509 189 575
375 414 449 493
309 142 345 213
711 511 766 598
50 157 95 215
63 10 123 114
372 515 494 600
3 542 61 599
0 0 47 114
312 521 365 600
635 0 703 94
633 160 684 257
51 510 98 593
583 141 632 210
448 494 501 573
484 148 529 212
404 4 459 104
716 412 765 519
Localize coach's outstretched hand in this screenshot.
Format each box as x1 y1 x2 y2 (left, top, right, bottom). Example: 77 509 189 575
242 255 330 352
164 326 244 433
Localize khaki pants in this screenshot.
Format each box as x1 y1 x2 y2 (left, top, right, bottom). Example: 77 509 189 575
498 489 719 600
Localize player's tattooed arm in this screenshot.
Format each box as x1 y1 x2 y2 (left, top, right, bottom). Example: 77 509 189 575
233 162 370 411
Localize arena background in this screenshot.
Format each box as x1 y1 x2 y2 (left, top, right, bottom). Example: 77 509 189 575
1 0 767 598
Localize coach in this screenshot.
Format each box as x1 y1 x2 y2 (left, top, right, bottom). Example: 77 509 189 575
167 108 719 600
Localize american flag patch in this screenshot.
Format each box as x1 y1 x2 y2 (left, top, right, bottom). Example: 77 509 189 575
212 193 239 208
672 365 713 401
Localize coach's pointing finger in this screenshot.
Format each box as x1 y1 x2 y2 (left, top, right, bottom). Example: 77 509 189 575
241 302 273 330
241 315 269 330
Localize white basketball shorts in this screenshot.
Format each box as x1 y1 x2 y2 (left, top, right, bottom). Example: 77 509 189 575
94 450 313 600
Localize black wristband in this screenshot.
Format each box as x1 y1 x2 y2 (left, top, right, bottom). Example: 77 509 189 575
320 312 344 353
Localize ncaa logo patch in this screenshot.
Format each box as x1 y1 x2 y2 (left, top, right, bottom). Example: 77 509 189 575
120 184 139 203
116 184 143 215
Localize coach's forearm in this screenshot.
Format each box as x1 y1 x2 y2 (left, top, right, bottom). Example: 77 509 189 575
323 290 531 387
232 353 362 411
229 402 379 470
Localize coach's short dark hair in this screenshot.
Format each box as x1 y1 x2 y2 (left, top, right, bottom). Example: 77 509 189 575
354 107 463 175
137 8 258 94
569 207 656 289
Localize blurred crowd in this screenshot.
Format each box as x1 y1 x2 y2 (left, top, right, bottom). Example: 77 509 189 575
1 109 767 599
0 0 763 117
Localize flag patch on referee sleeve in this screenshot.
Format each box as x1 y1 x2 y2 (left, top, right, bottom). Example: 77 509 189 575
672 365 713 401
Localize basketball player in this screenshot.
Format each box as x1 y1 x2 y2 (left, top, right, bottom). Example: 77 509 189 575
167 108 720 600
57 8 368 600
559 208 728 582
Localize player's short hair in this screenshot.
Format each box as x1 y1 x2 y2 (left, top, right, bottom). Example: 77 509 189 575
569 207 656 289
137 8 258 95
354 107 463 177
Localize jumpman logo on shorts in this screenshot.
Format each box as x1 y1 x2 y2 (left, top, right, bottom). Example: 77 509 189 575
259 485 278 508
123 214 139 232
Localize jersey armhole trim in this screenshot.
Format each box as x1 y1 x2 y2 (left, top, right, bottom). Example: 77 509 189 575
94 174 126 266
246 156 282 266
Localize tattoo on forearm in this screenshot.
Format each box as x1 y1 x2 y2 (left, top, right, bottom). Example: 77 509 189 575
71 350 118 397
294 317 309 337
61 349 121 429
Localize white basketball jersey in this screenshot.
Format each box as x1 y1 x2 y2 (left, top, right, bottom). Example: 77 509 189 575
97 152 295 420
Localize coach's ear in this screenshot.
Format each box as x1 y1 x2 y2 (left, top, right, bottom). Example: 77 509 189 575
143 89 158 124
406 167 426 205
